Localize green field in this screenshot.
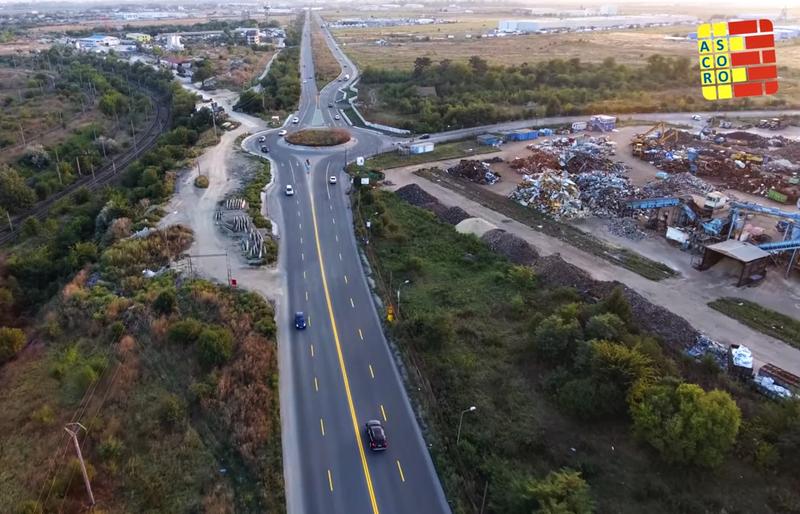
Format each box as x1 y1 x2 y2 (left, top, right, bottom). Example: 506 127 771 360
709 297 800 349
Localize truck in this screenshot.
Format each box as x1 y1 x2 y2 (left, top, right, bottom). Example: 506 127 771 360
728 344 754 380
754 363 799 400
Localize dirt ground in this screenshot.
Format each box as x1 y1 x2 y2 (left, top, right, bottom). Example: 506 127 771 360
159 82 282 301
381 161 800 377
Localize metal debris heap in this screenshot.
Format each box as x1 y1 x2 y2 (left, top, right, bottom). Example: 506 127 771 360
510 170 582 219
446 160 501 185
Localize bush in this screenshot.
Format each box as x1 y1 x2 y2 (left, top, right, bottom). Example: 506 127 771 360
153 289 176 315
30 404 56 427
584 313 627 341
167 318 203 345
0 326 26 363
197 326 234 368
523 468 595 514
255 317 276 338
194 175 209 188
157 393 186 429
285 128 351 146
629 380 741 468
530 314 583 366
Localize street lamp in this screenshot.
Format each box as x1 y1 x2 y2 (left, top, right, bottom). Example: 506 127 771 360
456 405 477 445
396 279 410 318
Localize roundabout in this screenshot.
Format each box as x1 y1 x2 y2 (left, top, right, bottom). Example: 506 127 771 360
284 127 351 147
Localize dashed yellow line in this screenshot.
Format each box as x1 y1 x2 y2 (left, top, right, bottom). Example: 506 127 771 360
396 460 405 483
339 252 342 261
380 404 387 422
301 252 305 261
314 376 319 391
369 364 375 379
358 328 364 340
328 469 334 491
320 418 326 436
308 172 380 514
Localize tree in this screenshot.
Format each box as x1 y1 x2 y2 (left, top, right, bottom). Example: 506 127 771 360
0 326 26 364
153 289 176 315
469 55 489 75
167 318 203 345
192 59 215 87
0 164 36 214
523 468 594 514
197 326 234 368
630 381 741 467
597 286 632 323
584 313 626 341
413 56 432 76
530 314 583 366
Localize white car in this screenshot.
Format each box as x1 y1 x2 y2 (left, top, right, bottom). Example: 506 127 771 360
334 114 341 120
258 135 266 142
292 117 300 124
278 129 287 136
329 175 337 184
285 185 294 196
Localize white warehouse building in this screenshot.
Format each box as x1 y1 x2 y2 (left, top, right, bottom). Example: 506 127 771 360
498 15 697 33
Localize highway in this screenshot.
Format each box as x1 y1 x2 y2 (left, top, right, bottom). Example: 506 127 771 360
243 12 450 514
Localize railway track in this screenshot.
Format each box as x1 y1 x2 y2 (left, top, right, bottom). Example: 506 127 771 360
0 92 171 246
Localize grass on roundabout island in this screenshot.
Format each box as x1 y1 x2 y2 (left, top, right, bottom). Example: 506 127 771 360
285 128 351 147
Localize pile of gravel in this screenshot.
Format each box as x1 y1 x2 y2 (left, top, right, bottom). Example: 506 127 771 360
533 255 698 349
395 184 439 208
480 229 538 265
438 206 471 225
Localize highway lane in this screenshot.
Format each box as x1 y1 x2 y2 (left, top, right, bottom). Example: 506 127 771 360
244 11 450 514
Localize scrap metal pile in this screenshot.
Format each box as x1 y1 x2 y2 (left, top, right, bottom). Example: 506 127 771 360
631 125 800 201
510 136 633 219
446 160 500 185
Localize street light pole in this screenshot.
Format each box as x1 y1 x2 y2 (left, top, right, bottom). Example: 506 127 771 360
456 405 477 445
396 279 410 318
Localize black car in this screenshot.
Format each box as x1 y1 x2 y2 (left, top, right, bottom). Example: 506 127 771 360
328 103 334 108
294 311 307 330
418 133 431 140
365 420 387 451
260 145 269 153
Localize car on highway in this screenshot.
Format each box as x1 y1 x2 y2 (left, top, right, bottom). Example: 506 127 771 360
260 145 269 153
334 114 341 120
285 184 295 196
418 133 431 140
294 311 306 329
329 175 337 184
292 117 300 124
258 135 266 142
328 103 334 108
365 420 387 451
278 129 287 136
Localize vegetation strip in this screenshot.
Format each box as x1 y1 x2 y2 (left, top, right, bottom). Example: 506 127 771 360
310 17 340 90
353 188 799 514
709 298 800 349
364 139 496 170
414 167 677 281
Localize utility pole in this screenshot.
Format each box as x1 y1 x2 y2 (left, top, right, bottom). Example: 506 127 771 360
64 423 95 507
130 118 137 149
5 210 12 231
17 122 25 145
75 156 82 176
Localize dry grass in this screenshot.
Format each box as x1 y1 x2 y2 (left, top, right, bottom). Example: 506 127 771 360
285 128 351 146
311 18 341 88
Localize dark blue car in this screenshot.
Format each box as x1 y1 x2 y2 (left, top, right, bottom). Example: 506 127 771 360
294 311 307 330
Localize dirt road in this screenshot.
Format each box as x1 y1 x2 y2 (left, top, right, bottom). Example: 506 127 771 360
383 167 800 376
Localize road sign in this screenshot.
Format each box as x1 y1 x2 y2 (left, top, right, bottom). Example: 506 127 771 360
360 177 369 185
387 305 395 322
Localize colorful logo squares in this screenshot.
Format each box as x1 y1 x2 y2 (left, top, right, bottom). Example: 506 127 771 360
697 19 778 100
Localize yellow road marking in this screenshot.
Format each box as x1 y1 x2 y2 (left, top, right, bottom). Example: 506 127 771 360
328 469 334 491
314 376 319 391
396 460 405 483
344 275 348 284
310 344 315 357
350 298 355 308
300 236 303 244
380 404 387 421
369 364 375 379
320 418 326 436
358 328 363 340
309 180 380 514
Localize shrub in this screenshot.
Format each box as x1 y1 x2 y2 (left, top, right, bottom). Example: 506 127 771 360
157 393 186 429
584 313 627 341
153 289 176 315
629 380 741 467
197 326 234 368
194 175 209 188
30 404 56 427
523 468 595 514
530 314 583 366
255 317 276 338
0 326 26 363
167 318 203 345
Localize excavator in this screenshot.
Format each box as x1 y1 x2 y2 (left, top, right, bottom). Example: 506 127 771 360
631 122 679 157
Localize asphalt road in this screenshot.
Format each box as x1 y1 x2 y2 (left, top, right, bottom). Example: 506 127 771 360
244 12 450 514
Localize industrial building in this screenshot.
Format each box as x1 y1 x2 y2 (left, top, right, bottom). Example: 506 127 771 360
77 34 120 49
125 33 152 44
497 14 697 33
